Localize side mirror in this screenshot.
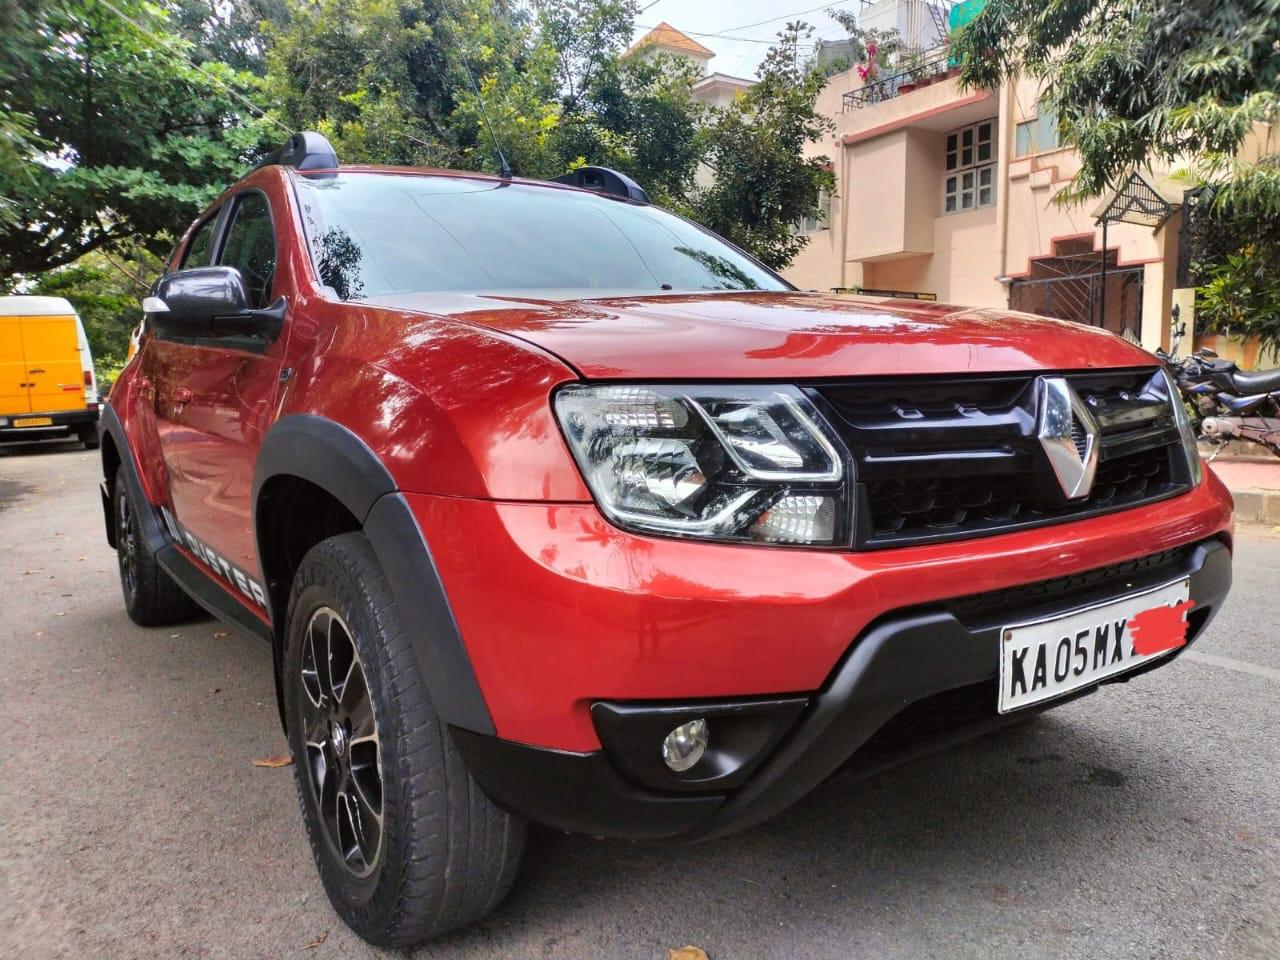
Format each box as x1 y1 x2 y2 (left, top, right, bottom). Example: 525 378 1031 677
145 266 285 341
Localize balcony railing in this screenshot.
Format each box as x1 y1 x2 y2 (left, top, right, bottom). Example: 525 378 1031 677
842 47 953 111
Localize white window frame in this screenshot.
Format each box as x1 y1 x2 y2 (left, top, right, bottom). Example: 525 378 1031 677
796 190 832 234
943 119 997 214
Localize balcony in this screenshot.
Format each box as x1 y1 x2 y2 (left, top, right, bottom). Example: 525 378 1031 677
842 46 955 112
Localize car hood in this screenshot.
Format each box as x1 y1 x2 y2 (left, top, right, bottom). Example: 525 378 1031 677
364 290 1156 379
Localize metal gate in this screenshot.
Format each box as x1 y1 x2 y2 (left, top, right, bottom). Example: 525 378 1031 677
1008 238 1144 342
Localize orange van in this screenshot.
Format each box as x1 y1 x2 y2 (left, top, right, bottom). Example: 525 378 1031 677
0 296 100 448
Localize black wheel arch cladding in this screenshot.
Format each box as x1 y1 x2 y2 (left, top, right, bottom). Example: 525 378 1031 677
253 414 495 736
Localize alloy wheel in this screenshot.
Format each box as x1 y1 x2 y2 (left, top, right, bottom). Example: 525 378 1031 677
299 607 384 879
116 489 138 600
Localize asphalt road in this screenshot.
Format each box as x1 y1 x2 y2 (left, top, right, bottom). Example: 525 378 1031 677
3 440 1278 960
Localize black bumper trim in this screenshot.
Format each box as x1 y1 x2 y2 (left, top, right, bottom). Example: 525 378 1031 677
454 537 1231 842
689 535 1231 839
450 727 725 840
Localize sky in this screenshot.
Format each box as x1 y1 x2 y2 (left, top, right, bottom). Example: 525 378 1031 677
629 0 865 80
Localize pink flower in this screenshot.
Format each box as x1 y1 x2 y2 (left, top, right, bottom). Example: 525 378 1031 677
866 42 878 56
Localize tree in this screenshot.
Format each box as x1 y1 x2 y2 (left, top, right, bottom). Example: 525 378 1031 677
264 0 543 170
693 23 836 269
30 244 164 381
263 0 705 193
167 0 291 74
0 0 277 281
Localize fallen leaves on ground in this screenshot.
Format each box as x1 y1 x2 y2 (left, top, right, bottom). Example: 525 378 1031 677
667 948 709 960
252 754 293 768
303 930 329 950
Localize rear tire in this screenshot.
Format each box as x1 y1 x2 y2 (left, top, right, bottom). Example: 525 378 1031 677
283 532 525 947
114 466 201 626
79 425 100 450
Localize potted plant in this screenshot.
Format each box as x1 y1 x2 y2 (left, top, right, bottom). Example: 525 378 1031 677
897 50 926 93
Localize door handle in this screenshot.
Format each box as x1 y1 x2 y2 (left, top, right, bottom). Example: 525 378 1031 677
174 387 193 404
28 368 45 374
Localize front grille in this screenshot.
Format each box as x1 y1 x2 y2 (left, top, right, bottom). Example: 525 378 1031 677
813 368 1193 549
947 543 1195 624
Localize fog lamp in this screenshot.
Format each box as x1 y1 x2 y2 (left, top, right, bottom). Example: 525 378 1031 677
661 718 709 772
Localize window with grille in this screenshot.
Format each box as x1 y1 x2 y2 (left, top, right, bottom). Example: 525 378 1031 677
943 120 996 213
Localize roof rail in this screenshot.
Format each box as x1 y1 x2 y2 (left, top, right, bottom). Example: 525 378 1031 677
549 166 650 204
254 131 339 172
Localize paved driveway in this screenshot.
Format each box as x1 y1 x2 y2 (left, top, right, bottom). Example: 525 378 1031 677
3 440 1278 960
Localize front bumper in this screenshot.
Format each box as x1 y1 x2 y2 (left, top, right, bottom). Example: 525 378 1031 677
406 470 1233 839
452 535 1231 840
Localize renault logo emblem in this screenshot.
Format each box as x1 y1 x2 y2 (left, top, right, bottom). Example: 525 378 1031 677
1037 377 1100 499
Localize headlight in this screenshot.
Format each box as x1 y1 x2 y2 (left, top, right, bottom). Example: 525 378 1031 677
554 384 851 545
1160 367 1203 486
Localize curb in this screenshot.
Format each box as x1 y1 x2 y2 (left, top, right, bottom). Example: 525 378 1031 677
1233 488 1280 525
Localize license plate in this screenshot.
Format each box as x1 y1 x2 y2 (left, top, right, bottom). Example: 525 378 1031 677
999 577 1192 713
13 417 54 428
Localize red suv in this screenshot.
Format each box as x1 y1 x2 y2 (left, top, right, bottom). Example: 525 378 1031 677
100 132 1233 946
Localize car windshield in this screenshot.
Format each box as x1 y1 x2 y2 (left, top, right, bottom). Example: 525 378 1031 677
292 172 788 300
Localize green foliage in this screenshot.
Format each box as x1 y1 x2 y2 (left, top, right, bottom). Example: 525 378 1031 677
29 245 164 382
167 0 291 73
1197 243 1280 356
551 52 706 204
263 0 707 195
952 0 1280 207
0 0 279 278
6 0 836 375
266 0 490 167
692 23 836 269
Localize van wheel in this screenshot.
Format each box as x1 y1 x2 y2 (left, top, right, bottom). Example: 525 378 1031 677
283 533 525 947
114 466 201 625
79 425 100 450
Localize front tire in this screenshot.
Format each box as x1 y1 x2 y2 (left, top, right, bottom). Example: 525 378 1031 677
283 533 525 947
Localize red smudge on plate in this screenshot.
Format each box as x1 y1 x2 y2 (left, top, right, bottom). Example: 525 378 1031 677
1128 598 1196 656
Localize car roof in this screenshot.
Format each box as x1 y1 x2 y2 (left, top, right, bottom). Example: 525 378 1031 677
288 165 628 198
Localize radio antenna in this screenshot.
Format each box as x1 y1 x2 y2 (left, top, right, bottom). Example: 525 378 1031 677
461 56 513 180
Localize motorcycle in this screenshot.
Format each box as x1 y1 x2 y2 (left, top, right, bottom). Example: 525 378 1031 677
1156 323 1280 459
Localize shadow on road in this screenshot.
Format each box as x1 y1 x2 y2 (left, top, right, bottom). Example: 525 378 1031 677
0 437 86 458
410 704 1201 957
0 439 89 509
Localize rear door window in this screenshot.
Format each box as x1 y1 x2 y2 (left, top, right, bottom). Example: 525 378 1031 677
217 193 277 309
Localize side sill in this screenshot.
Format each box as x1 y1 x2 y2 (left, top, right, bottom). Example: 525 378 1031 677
156 545 273 644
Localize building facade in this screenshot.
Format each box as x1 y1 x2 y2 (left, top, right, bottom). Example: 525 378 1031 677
785 61 1198 354
625 21 755 109
782 0 1278 362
